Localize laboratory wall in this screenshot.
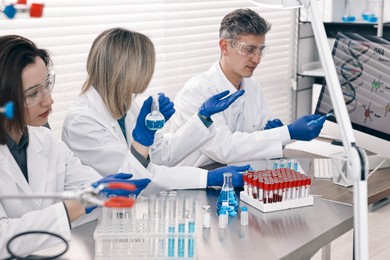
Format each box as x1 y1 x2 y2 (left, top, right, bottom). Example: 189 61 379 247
0 0 297 138
295 0 389 120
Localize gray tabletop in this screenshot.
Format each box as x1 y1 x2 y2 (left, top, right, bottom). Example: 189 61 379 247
33 188 353 260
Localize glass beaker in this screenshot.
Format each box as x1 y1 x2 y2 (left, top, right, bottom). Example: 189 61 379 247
342 0 355 22
362 0 378 22
216 172 238 216
145 94 165 130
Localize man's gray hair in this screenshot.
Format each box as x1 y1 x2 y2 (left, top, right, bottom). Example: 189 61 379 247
219 9 271 39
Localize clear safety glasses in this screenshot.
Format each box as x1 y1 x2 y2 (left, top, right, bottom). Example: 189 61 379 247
24 72 55 108
229 39 268 58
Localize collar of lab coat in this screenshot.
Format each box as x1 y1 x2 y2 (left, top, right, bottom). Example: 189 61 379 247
84 87 129 144
0 126 48 206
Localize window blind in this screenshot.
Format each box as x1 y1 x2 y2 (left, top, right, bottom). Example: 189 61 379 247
0 0 297 138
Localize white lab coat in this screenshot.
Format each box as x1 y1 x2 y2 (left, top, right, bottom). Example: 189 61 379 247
0 126 101 259
168 61 292 167
62 87 210 193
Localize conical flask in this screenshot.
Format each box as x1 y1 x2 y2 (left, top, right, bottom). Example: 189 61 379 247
145 94 165 130
216 172 238 216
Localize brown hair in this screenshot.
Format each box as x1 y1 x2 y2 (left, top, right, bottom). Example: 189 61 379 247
0 35 51 143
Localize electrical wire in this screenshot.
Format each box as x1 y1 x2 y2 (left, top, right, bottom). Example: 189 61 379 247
5 231 68 260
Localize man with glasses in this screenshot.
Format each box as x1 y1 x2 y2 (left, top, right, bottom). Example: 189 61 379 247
155 8 326 167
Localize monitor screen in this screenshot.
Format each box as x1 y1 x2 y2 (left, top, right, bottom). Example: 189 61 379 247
316 32 390 144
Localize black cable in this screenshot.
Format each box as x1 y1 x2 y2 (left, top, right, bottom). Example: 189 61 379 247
5 231 68 260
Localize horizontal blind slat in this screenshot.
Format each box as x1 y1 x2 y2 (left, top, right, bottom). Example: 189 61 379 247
0 1 297 137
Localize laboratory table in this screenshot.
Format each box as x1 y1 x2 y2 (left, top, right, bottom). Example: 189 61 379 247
283 146 390 206
31 189 353 260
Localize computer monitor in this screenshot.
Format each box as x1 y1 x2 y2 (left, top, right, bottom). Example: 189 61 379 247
315 32 390 168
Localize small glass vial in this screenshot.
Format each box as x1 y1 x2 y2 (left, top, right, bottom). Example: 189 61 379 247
218 207 228 229
145 94 165 130
240 206 248 226
202 205 211 228
216 172 238 216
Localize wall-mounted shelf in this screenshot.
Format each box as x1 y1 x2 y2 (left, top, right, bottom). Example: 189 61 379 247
298 61 325 78
324 22 390 38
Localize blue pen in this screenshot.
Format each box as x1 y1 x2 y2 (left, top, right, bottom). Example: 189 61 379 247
307 112 333 126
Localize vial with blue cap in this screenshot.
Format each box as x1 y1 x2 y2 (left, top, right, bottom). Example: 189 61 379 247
145 94 165 130
240 206 248 226
218 207 228 229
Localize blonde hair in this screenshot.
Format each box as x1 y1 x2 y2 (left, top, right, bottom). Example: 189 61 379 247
82 28 156 118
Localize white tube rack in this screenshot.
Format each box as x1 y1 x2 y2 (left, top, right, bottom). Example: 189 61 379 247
240 191 314 213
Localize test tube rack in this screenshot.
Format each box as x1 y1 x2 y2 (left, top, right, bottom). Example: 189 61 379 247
94 192 197 259
240 191 313 213
240 164 314 213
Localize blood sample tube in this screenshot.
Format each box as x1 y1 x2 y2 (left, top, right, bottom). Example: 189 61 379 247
247 174 253 198
273 178 279 202
243 173 248 195
258 178 264 202
252 177 258 200
268 178 274 204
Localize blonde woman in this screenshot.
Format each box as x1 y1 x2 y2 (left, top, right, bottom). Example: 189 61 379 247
62 28 248 193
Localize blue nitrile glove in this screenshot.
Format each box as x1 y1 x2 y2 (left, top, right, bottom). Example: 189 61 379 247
199 90 245 118
158 93 175 122
287 114 326 141
132 96 157 146
207 164 250 188
85 206 97 214
92 173 151 197
264 118 284 130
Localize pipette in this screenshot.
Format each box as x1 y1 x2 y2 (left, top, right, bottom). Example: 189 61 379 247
145 94 165 130
0 182 136 208
0 101 14 119
307 112 333 126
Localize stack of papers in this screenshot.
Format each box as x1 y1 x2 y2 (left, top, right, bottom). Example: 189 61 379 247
285 139 345 158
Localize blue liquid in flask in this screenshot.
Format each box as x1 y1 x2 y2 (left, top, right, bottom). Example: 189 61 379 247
216 172 238 216
145 116 165 130
145 94 165 130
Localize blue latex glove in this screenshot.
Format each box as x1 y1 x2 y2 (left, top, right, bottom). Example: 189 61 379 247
264 118 284 130
132 94 175 146
207 164 250 188
199 90 245 118
158 93 175 122
287 114 326 141
85 206 97 214
92 173 151 197
132 96 157 146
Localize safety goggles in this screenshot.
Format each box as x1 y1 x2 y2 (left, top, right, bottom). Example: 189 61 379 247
228 39 268 58
24 71 55 108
